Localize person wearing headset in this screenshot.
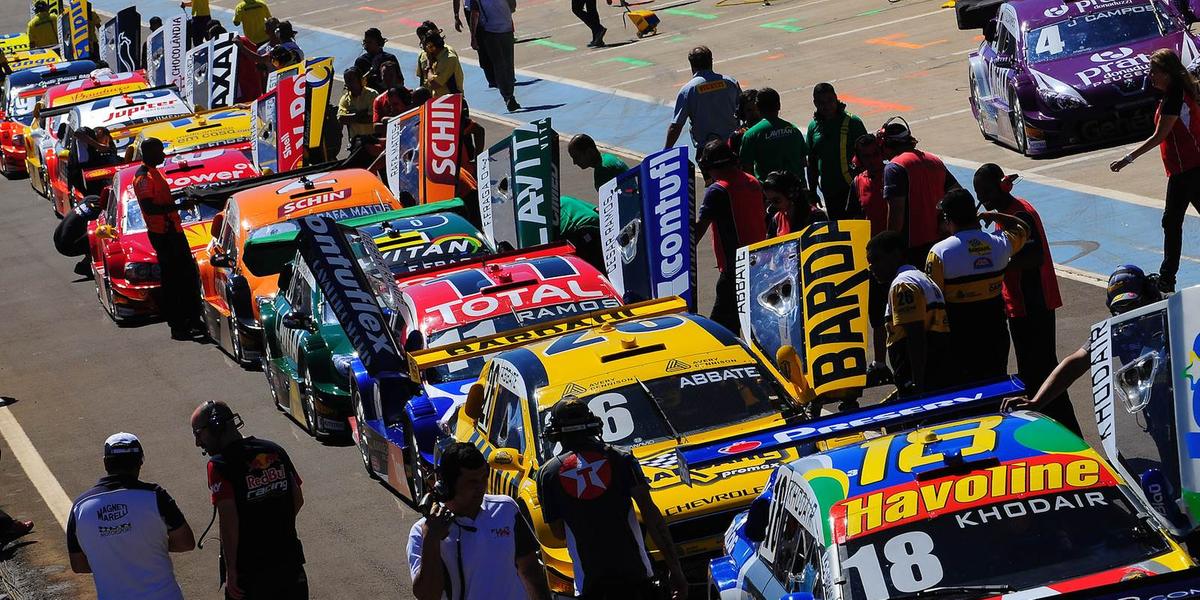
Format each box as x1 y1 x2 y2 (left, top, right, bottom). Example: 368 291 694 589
878 116 961 266
191 401 306 600
407 442 549 600
536 398 688 600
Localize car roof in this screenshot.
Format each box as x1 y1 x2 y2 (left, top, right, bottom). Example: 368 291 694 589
1016 0 1158 29
785 412 1118 544
5 60 95 88
401 253 620 335
228 168 401 236
133 108 252 153
44 71 149 107
493 312 747 409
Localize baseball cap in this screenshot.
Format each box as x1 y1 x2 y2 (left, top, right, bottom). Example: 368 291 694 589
549 397 600 434
1106 264 1161 315
103 432 143 458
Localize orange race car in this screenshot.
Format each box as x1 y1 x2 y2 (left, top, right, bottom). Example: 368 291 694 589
193 167 403 366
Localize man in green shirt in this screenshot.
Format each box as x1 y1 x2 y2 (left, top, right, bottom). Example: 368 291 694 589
806 82 868 219
738 87 808 186
567 134 629 191
558 195 603 271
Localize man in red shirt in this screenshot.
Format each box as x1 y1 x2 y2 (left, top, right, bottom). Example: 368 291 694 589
974 163 1072 431
133 138 203 340
373 61 415 133
850 134 892 386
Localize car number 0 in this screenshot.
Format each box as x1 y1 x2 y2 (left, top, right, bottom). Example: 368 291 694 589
588 392 635 442
842 531 944 596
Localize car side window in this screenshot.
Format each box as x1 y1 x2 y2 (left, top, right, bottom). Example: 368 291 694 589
997 24 1017 57
770 513 805 584
486 386 525 453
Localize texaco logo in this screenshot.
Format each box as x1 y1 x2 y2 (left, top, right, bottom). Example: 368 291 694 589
1091 47 1134 63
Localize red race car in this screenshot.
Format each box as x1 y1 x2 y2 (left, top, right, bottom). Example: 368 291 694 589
87 148 259 323
0 59 96 178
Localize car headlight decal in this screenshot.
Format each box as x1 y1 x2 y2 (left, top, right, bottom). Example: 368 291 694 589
1031 69 1089 111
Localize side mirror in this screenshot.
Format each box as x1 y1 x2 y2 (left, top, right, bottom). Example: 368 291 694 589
983 19 998 42
210 211 225 234
488 448 525 472
95 224 117 240
277 263 294 290
209 251 234 269
463 383 485 421
282 310 317 332
994 56 1015 69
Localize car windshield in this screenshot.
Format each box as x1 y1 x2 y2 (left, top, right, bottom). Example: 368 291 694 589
839 488 1170 598
247 204 395 241
536 364 783 459
423 298 622 383
123 197 220 233
1025 2 1172 64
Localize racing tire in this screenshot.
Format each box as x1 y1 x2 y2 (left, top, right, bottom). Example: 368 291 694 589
102 275 131 327
353 385 377 480
300 367 326 441
229 303 248 366
970 72 989 140
263 341 284 411
404 420 429 502
1011 92 1029 156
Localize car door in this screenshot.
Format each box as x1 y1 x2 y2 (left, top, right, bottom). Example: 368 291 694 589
991 8 1022 144
281 268 314 417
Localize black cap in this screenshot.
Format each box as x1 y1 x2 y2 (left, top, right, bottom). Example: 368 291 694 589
364 27 386 42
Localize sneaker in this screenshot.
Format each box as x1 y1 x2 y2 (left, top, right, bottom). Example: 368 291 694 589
866 361 894 387
591 27 607 47
1156 275 1175 295
506 97 521 112
170 328 193 341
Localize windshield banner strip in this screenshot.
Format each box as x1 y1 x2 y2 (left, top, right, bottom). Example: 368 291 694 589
294 215 405 375
830 452 1117 543
406 296 688 380
675 377 1024 483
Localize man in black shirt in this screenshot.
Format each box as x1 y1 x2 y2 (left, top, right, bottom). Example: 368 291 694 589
354 27 400 92
192 401 306 600
536 398 688 600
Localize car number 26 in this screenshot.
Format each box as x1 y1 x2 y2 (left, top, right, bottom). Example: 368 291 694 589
842 531 944 596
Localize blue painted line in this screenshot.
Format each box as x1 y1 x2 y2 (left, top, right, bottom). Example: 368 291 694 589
94 0 1200 287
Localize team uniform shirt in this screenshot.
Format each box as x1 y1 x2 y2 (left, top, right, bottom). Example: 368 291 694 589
66 475 187 600
594 152 629 191
852 168 886 234
405 495 536 600
995 197 1062 318
739 116 809 183
926 227 1028 307
373 87 414 123
207 437 305 576
882 150 958 249
884 265 950 346
27 13 57 49
466 0 515 33
418 46 465 98
671 70 741 147
806 105 868 201
133 166 182 235
537 445 654 593
191 0 211 17
700 170 767 271
232 0 273 45
559 195 600 234
1157 84 1200 176
338 87 380 138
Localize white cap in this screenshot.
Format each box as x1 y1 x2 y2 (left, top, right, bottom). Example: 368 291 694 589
103 432 143 457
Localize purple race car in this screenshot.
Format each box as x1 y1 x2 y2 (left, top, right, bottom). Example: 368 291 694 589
967 0 1200 156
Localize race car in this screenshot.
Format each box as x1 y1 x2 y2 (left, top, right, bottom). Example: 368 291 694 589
710 411 1194 598
86 148 258 323
5 48 61 73
351 244 624 502
46 87 193 216
25 70 149 197
967 0 1200 156
121 107 253 161
0 60 96 177
193 167 404 366
256 208 492 439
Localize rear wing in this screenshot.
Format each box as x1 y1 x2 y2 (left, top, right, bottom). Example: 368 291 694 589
674 377 1025 485
394 239 575 284
406 296 688 381
181 159 354 206
35 83 179 120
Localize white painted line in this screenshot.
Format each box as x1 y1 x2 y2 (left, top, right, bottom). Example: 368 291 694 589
1055 264 1106 288
1024 144 1134 174
294 5 345 17
795 9 943 46
0 407 72 531
909 108 971 124
939 155 1164 210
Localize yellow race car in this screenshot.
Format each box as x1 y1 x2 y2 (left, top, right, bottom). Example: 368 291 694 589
420 297 819 592
120 107 253 161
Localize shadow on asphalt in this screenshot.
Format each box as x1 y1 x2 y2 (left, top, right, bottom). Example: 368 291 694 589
514 78 541 87
0 540 35 562
514 103 567 112
514 35 550 44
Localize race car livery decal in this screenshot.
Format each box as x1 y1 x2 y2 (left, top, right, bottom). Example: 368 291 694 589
54 81 146 106
8 49 61 71
186 43 210 110
251 88 279 174
422 279 612 326
477 117 560 249
277 189 353 218
387 94 462 205
0 33 29 55
206 34 238 109
59 0 90 60
266 57 334 150
277 74 306 173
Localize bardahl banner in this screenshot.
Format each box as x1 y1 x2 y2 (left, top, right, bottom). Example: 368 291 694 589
796 220 871 396
267 57 334 149
386 94 462 205
477 118 560 250
599 146 696 309
147 14 186 89
294 216 405 375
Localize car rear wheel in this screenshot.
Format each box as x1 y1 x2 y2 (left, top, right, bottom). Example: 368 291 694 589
301 368 321 438
1012 92 1029 156
405 421 429 502
263 341 283 411
353 385 377 479
229 304 247 365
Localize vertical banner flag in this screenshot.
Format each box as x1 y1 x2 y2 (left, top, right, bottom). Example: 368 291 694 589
276 73 307 173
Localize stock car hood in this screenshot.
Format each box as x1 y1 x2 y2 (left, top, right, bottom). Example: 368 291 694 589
1028 32 1194 104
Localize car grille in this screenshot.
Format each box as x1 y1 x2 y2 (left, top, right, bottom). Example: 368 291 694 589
669 509 740 545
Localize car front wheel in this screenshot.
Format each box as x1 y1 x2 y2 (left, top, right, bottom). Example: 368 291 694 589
1012 91 1029 156
405 421 429 502
353 385 377 479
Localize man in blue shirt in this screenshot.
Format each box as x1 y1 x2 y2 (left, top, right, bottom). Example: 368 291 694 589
466 0 520 111
665 46 741 149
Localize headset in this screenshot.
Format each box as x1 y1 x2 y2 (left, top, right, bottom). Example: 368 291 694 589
543 403 604 443
875 115 913 147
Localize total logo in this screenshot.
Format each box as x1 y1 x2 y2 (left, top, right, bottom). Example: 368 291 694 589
425 281 609 325
1091 47 1134 63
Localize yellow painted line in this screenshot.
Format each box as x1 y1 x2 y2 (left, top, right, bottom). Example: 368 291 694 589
0 406 73 530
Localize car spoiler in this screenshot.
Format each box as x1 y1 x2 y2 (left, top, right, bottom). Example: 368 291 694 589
406 296 689 381
81 139 254 185
294 214 406 376
673 376 1025 485
394 240 576 285
180 160 353 206
35 83 180 119
1055 566 1200 599
106 104 252 145
241 199 470 278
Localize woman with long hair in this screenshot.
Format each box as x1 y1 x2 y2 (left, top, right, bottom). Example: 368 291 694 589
1111 48 1200 293
763 170 826 237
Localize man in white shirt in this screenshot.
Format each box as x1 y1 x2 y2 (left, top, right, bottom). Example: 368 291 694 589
407 442 549 600
67 433 195 600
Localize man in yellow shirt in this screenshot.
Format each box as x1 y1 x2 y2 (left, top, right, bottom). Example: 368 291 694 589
416 31 465 100
337 66 379 148
27 2 58 50
181 0 212 46
232 0 272 46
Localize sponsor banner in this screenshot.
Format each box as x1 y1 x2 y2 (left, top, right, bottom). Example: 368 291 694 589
478 147 493 244
294 215 404 375
65 0 90 60
185 43 210 109
424 93 460 188
251 88 278 174
797 220 871 396
276 74 306 173
479 135 515 247
265 57 334 149
385 109 419 202
385 94 463 204
207 34 237 109
510 118 559 248
832 453 1114 542
55 81 143 106
90 88 187 126
147 14 186 89
99 15 115 68
599 147 695 309
0 33 30 55
7 49 60 71
112 7 140 74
